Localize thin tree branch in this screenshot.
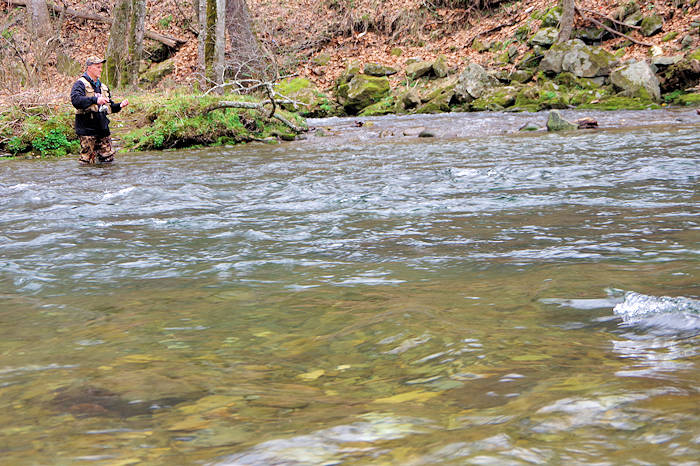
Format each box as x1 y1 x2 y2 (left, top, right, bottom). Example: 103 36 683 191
575 6 652 47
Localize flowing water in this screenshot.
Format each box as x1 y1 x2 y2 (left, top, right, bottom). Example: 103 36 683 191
1 109 699 465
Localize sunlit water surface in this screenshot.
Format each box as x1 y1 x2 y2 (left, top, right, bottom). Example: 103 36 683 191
1 109 698 465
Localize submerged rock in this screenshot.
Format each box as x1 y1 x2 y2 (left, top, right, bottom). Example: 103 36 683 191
546 110 578 131
610 61 661 102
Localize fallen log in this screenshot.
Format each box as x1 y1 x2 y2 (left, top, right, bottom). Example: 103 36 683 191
206 101 306 133
5 0 185 48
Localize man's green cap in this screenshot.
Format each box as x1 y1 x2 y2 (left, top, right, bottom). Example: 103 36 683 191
86 56 106 67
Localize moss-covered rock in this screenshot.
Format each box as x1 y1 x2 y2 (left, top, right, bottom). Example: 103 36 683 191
415 91 453 114
610 61 661 101
344 74 391 114
140 58 175 86
359 96 396 116
470 86 519 111
275 78 337 117
641 14 663 37
546 110 577 131
56 52 82 77
540 39 618 78
510 69 534 83
541 7 562 28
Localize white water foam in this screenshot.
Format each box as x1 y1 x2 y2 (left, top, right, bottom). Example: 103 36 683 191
613 292 700 321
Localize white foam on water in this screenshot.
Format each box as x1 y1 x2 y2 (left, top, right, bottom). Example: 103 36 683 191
613 292 700 321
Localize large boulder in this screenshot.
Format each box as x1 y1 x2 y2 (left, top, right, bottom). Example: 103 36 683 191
540 39 618 78
453 63 499 103
610 61 661 102
344 74 391 114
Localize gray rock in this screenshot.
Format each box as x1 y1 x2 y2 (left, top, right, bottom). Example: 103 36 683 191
403 126 426 136
432 55 449 78
418 129 436 138
540 39 618 78
680 35 694 48
651 55 683 67
454 63 499 102
624 11 643 27
364 63 398 77
530 27 559 47
401 88 422 109
546 110 578 131
640 14 663 37
406 61 433 80
610 61 661 101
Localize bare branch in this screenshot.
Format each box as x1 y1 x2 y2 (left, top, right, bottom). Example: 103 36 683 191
575 6 652 47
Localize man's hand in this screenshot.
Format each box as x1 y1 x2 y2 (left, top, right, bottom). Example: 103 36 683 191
120 99 129 108
96 95 109 106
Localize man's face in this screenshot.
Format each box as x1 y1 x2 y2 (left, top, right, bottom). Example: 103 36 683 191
87 63 103 79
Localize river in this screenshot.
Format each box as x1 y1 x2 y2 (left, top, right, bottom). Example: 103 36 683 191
1 109 698 464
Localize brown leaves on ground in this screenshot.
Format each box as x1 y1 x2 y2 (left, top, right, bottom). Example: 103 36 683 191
0 0 698 106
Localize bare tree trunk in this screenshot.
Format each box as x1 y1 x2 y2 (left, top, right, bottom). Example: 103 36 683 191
225 0 264 79
197 0 207 87
27 0 51 38
106 0 145 89
105 0 131 88
213 0 226 87
557 0 575 43
128 0 146 85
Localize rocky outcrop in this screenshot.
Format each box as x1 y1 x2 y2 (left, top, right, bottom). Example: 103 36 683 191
610 61 661 102
540 39 618 78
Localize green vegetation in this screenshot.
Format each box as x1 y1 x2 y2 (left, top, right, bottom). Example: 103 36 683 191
0 91 306 157
0 106 77 157
122 93 304 150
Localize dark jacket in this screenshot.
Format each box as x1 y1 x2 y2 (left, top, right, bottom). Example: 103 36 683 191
70 74 122 137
